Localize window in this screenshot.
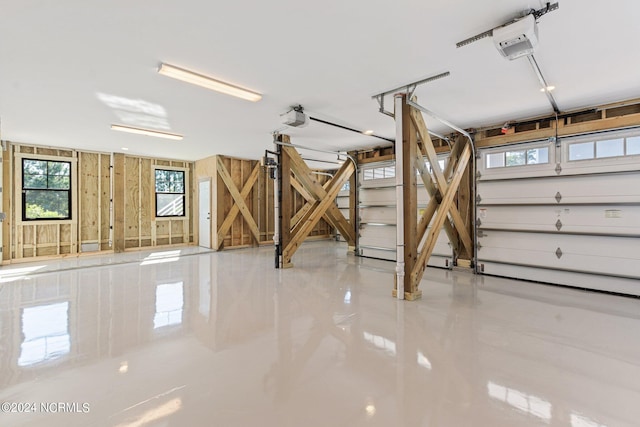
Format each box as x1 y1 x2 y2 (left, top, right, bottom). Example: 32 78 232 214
363 165 395 180
627 136 640 155
155 169 185 217
486 152 505 168
506 150 526 166
486 147 549 168
22 159 71 220
568 134 640 161
596 138 624 158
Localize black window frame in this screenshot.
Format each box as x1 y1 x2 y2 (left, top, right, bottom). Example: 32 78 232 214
155 169 186 218
22 158 72 221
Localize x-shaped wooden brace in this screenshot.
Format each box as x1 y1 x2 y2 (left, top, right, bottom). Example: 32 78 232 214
216 157 261 249
409 107 473 286
281 145 356 265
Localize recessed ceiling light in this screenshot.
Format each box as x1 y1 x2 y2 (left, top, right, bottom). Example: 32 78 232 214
540 85 556 92
111 124 183 140
121 147 129 151
158 63 262 102
363 130 374 135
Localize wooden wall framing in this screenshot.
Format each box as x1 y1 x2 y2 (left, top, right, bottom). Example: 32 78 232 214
2 143 194 263
195 155 275 250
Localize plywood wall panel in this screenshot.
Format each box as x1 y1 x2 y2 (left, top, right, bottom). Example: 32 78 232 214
124 156 140 243
140 158 153 242
79 152 99 242
100 154 111 250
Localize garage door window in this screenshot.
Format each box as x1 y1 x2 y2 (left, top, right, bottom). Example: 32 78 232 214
486 147 549 168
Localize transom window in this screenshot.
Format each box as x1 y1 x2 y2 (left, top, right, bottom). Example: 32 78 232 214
486 147 549 169
568 135 640 161
155 169 185 217
22 159 71 220
363 165 395 180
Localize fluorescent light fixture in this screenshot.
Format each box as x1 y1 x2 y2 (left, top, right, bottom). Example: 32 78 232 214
540 85 555 92
363 130 374 135
121 147 129 151
158 63 262 102
111 124 183 140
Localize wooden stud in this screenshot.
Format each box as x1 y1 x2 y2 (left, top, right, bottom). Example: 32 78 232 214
113 153 126 252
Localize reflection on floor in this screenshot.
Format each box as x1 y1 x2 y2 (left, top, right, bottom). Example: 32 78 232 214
0 241 638 427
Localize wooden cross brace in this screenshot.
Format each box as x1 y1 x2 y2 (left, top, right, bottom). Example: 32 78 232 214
281 145 356 266
408 106 473 287
216 157 261 249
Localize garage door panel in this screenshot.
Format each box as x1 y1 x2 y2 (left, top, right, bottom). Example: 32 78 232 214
360 207 395 224
478 173 640 205
478 218 640 277
479 262 640 295
478 205 640 235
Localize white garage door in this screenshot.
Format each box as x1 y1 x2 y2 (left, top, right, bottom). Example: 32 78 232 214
358 160 453 268
336 184 350 242
477 128 640 295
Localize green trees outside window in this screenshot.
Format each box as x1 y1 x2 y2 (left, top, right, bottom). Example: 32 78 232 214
155 169 185 217
22 159 71 220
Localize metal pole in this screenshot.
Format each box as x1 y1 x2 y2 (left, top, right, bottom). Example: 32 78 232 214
394 95 405 300
527 54 560 114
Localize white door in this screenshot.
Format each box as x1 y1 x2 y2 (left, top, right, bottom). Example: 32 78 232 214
198 180 211 248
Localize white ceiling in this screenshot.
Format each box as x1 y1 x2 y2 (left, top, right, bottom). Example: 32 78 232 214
2 0 640 164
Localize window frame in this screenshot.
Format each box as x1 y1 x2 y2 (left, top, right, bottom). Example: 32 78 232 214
21 158 72 221
154 168 186 218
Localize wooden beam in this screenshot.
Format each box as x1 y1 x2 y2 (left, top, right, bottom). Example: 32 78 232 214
476 111 640 148
400 95 419 299
290 180 330 227
215 157 260 247
112 153 126 252
279 135 293 267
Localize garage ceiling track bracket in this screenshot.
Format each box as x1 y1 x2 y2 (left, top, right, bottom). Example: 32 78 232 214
372 72 450 118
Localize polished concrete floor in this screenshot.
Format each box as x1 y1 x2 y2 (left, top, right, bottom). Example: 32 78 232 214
0 241 639 427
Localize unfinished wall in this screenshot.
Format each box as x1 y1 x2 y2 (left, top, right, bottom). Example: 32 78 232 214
3 143 194 263
195 155 274 250
122 156 193 249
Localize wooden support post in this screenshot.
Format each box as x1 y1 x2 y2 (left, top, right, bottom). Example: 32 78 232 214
113 153 126 253
396 94 420 300
278 135 293 268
